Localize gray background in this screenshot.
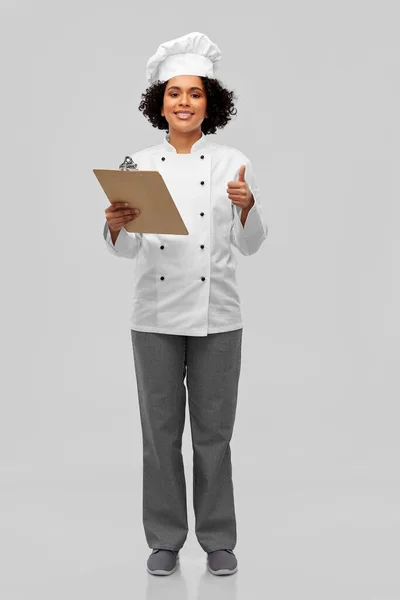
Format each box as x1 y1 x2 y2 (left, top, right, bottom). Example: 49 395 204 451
1 0 399 598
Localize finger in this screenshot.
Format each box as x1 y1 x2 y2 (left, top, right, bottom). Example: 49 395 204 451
110 202 131 211
228 191 245 199
120 209 140 220
111 215 135 226
109 208 138 219
237 164 246 182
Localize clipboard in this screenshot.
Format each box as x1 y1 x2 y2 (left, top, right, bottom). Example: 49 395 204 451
93 169 189 235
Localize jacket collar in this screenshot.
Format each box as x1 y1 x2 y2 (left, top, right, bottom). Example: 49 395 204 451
163 131 210 154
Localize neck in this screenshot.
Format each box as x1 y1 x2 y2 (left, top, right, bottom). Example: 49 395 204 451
167 128 202 154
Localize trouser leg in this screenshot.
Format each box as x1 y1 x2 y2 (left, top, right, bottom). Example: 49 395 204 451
130 329 188 551
186 328 243 553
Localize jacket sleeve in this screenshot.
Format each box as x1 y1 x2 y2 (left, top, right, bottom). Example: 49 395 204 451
103 220 142 259
103 154 143 259
230 158 268 256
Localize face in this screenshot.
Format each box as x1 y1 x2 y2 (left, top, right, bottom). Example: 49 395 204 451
161 75 208 134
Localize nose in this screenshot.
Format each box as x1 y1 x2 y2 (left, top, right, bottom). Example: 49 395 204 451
179 95 190 107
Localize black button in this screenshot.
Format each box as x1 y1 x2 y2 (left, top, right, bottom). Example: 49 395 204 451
200 155 204 159
161 157 165 161
160 245 164 249
200 181 204 185
200 245 204 249
200 212 204 216
201 277 205 281
160 276 164 280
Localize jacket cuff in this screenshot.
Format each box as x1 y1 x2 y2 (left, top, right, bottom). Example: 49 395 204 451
232 190 267 255
103 221 141 258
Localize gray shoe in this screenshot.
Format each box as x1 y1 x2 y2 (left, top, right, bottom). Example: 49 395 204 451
207 549 238 575
147 549 180 576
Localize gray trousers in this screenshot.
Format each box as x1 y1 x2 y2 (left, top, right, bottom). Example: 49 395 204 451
130 327 243 553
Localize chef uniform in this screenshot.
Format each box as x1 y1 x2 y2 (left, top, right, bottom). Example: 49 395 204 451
103 32 268 554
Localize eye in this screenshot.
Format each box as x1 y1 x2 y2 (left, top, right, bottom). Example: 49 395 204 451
169 93 201 98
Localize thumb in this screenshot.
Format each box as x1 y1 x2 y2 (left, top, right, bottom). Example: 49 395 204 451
237 164 246 182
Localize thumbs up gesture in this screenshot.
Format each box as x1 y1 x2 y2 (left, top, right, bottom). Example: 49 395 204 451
227 165 254 210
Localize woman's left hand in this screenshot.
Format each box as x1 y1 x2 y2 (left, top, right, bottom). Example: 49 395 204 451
227 165 254 210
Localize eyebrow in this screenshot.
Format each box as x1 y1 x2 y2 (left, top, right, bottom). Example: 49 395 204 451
166 86 204 92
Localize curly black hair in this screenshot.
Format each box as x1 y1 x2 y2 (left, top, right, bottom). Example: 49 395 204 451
138 77 238 135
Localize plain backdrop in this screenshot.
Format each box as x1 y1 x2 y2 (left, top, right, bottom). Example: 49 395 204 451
1 1 399 598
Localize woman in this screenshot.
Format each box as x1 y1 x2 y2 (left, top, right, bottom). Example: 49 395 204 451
103 32 268 577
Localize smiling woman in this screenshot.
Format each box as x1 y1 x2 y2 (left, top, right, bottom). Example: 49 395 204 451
103 31 268 579
160 76 209 152
138 73 237 142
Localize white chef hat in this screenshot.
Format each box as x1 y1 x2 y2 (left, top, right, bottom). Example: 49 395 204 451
146 31 222 85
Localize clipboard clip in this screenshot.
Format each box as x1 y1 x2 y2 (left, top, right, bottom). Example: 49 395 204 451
119 156 138 170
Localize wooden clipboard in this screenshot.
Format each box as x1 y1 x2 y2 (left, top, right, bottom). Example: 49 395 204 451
93 169 189 235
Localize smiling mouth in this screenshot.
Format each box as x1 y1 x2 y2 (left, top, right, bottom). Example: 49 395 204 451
174 112 194 119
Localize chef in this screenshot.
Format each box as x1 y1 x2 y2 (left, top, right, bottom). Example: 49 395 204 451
103 32 268 577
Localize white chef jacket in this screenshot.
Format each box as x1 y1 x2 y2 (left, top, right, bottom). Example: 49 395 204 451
103 131 268 336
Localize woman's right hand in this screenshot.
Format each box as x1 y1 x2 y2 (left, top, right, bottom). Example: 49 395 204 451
105 202 141 233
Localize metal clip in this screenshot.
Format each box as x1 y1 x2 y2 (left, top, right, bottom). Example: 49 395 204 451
119 156 138 170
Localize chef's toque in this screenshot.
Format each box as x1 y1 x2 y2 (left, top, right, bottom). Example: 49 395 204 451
146 32 222 85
